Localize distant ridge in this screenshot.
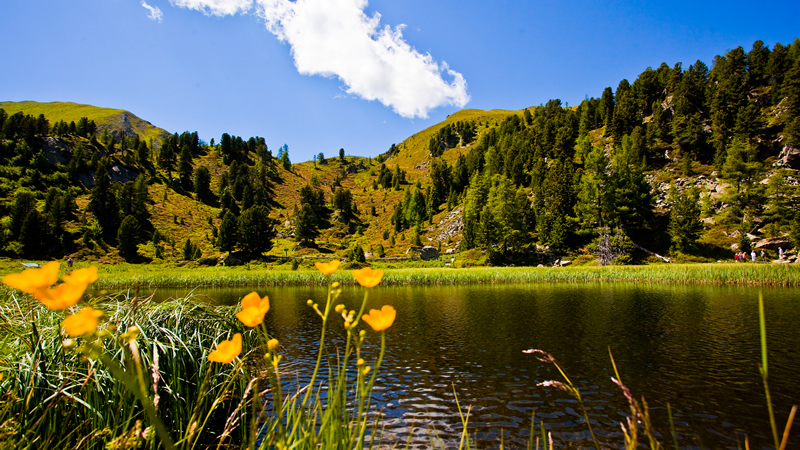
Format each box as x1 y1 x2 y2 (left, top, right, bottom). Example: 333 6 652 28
0 100 170 145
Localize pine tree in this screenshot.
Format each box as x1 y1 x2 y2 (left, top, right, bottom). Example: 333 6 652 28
279 144 291 170
294 203 320 243
10 190 37 238
182 238 200 261
88 160 118 233
158 139 177 180
217 211 238 251
238 205 277 255
20 209 46 257
193 166 212 199
668 187 703 253
178 145 194 190
117 215 140 258
346 243 366 263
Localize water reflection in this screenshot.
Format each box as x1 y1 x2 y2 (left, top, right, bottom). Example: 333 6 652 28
93 283 800 448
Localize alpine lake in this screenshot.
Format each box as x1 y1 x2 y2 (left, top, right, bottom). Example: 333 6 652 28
119 282 800 449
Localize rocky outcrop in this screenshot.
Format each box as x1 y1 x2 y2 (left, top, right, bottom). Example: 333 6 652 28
41 137 69 164
776 145 800 170
345 163 366 174
77 164 139 188
222 254 244 266
431 205 464 243
405 246 440 261
109 164 139 183
753 237 792 251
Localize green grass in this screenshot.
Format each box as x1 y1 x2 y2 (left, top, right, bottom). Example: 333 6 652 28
0 100 169 144
0 276 401 449
0 293 253 449
3 262 798 289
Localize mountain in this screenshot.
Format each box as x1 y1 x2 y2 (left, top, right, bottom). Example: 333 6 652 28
1 37 800 266
0 101 170 145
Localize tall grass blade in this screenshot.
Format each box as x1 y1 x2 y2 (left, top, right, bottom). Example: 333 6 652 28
778 405 797 450
758 292 780 449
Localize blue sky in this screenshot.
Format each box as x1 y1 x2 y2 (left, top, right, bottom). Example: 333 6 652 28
1 0 798 163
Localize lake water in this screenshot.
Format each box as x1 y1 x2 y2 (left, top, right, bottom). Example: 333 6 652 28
126 283 800 449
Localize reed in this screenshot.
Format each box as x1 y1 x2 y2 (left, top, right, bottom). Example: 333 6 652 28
0 292 254 449
42 262 800 288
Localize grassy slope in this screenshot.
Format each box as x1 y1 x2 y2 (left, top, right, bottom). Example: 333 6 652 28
0 100 170 144
0 103 529 262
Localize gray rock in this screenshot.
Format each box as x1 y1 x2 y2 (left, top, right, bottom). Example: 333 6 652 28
419 246 440 261
109 164 139 183
41 137 69 164
776 145 800 169
754 238 792 251
223 255 244 266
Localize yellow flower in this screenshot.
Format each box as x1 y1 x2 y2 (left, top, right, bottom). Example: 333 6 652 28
2 261 60 293
352 267 383 288
362 305 396 331
315 260 340 275
63 267 98 285
33 280 89 310
62 307 103 337
267 338 279 353
236 292 269 327
208 333 242 363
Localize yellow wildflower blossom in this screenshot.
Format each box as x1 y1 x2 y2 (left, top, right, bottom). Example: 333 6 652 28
362 305 396 331
63 266 98 285
2 261 60 293
62 307 103 337
315 260 340 275
236 292 269 327
352 267 383 288
208 333 242 363
33 280 89 310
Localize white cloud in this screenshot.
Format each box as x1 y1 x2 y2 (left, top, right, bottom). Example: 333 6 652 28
167 0 470 118
141 1 164 22
256 0 469 118
168 0 253 16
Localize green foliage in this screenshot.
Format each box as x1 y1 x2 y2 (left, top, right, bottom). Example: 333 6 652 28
237 205 277 255
193 166 212 199
216 211 238 252
19 209 47 256
294 203 320 243
345 242 366 263
182 237 201 260
668 187 703 253
117 215 141 258
280 144 291 170
178 145 194 190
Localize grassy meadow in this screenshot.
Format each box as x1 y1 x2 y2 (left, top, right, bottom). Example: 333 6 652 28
1 261 797 290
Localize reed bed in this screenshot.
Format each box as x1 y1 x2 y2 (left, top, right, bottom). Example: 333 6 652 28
70 263 800 288
0 292 256 449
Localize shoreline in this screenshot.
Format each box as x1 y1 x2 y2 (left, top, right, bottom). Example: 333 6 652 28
3 262 799 289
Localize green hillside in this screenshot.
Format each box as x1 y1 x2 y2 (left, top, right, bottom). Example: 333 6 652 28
0 101 170 144
2 38 800 267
